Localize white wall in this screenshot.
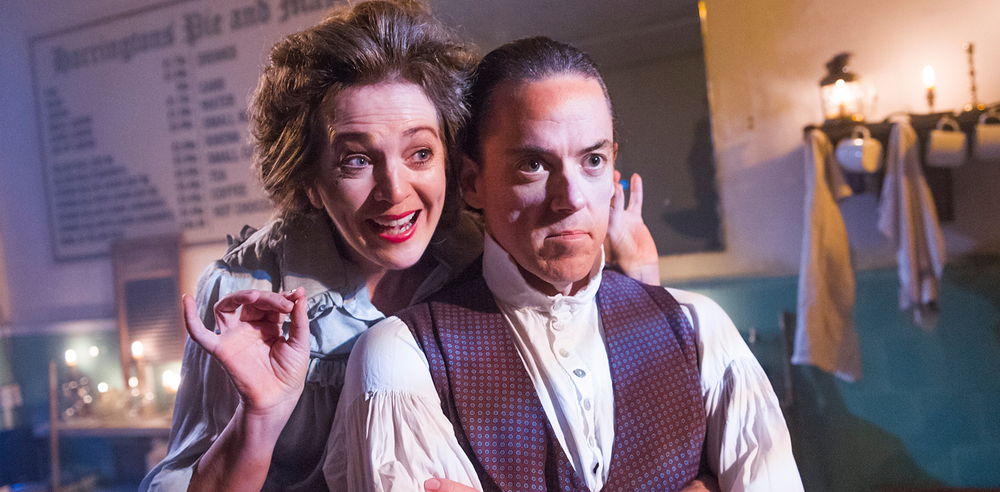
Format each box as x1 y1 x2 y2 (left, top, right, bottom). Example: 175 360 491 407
0 210 9 326
0 0 261 332
0 1 130 331
667 0 1000 282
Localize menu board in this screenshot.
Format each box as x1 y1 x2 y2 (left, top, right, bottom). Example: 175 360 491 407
30 0 339 260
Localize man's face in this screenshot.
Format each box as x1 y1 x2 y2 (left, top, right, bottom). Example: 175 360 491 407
464 74 616 295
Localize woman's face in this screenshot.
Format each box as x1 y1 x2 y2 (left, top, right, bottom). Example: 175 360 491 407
307 82 447 274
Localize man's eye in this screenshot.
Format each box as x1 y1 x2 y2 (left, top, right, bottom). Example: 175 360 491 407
585 154 605 168
520 160 544 173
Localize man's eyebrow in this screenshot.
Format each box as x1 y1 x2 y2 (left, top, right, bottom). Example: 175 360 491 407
505 140 613 157
506 145 549 156
581 139 612 154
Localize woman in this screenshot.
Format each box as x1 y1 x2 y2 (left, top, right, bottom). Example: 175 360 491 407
140 2 657 491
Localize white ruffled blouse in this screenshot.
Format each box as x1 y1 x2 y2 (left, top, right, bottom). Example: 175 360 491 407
140 213 483 492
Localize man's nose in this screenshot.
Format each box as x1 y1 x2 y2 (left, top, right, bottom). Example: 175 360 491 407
550 163 587 213
372 158 410 203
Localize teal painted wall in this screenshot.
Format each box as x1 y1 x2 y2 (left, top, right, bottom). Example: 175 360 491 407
0 335 14 387
2 329 169 487
677 256 1000 490
7 330 125 425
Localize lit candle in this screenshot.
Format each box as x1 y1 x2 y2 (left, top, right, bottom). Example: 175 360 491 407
833 79 848 117
64 349 78 367
131 341 144 359
162 370 181 393
923 65 936 112
131 341 151 413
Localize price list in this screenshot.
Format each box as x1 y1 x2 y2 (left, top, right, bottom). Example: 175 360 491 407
30 0 338 260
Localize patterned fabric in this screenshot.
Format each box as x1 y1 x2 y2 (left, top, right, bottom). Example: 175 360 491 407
598 272 705 490
397 260 705 492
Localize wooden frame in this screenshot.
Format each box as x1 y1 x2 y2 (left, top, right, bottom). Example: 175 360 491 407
110 234 183 389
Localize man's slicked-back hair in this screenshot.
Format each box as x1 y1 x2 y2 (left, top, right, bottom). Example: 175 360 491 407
462 36 612 161
250 0 475 222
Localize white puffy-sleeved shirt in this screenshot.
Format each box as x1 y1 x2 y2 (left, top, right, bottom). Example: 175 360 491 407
326 235 804 492
139 213 482 492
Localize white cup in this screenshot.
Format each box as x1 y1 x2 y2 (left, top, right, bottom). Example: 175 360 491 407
975 109 1000 162
835 126 882 173
926 116 967 168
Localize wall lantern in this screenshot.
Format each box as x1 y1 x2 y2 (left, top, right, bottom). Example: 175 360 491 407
820 52 870 122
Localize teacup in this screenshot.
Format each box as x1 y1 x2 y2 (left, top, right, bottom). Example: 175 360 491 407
835 125 882 173
926 116 967 168
975 108 1000 162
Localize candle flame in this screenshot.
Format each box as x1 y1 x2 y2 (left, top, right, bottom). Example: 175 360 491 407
162 370 181 392
923 65 935 89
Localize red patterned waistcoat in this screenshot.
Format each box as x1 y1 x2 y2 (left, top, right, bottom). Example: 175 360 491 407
395 262 705 492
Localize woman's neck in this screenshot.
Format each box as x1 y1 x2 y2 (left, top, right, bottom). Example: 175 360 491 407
366 254 436 316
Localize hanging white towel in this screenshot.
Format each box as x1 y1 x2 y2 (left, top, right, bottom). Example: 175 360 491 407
794 130 862 382
877 121 946 328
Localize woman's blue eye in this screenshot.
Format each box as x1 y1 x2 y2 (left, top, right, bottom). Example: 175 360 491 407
414 149 431 161
344 155 368 167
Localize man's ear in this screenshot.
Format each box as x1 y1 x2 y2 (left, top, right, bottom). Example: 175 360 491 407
612 142 618 164
460 154 485 210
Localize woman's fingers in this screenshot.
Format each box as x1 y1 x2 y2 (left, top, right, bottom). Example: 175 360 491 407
183 294 218 354
286 287 310 351
282 287 306 302
216 290 294 315
214 290 261 314
627 173 644 212
194 288 307 357
214 290 295 328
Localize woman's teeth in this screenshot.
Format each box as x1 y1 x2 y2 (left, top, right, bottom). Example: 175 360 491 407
372 211 417 233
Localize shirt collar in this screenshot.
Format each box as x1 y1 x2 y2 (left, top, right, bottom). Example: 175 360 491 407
482 233 604 315
279 211 485 312
279 214 369 304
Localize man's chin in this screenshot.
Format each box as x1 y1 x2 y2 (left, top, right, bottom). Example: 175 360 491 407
525 256 600 295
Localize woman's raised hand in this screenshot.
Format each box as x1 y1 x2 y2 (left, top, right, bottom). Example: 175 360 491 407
606 171 661 285
182 288 311 417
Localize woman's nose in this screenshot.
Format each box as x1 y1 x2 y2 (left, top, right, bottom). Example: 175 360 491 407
372 159 410 203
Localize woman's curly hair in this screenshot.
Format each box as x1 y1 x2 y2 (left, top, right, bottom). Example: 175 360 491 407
249 0 475 224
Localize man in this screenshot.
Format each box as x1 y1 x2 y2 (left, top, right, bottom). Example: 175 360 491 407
326 37 803 492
